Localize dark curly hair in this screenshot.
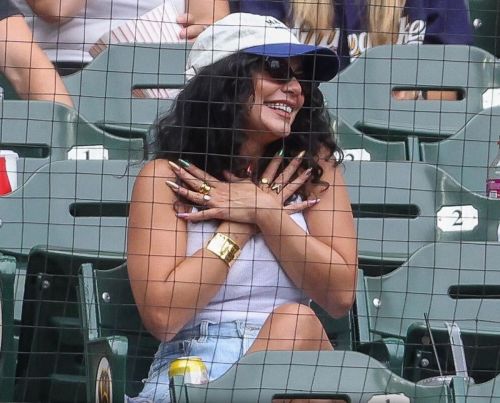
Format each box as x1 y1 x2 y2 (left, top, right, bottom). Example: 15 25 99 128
152 52 342 185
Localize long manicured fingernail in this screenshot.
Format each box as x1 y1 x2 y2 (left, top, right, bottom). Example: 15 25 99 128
165 180 179 189
296 150 306 159
168 161 181 171
178 159 190 168
176 212 190 218
277 148 284 157
308 198 320 205
246 163 253 177
305 168 313 175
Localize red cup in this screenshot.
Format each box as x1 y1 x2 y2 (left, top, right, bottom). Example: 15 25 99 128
0 151 18 195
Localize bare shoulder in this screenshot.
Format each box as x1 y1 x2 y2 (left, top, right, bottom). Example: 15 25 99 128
133 159 176 202
137 159 173 178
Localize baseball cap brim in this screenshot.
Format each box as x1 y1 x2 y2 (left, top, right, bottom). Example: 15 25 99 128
242 43 339 81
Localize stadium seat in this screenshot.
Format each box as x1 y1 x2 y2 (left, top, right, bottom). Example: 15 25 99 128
323 45 500 161
453 372 500 402
170 350 452 403
14 247 124 402
334 114 406 162
79 262 159 402
469 0 500 57
0 100 144 192
64 43 189 139
0 159 138 256
0 255 16 402
344 160 500 269
420 106 500 195
357 242 500 384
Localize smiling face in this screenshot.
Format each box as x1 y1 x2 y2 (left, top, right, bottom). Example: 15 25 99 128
243 57 305 149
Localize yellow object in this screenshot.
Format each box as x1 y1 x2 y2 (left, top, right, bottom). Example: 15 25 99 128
198 182 211 195
168 356 209 385
206 232 240 266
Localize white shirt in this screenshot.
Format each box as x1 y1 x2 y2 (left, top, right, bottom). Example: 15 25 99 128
12 0 184 63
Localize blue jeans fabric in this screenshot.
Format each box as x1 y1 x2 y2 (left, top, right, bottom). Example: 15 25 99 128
127 320 261 403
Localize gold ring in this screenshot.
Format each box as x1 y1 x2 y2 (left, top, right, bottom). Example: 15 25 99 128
260 178 270 186
198 182 211 195
270 183 282 194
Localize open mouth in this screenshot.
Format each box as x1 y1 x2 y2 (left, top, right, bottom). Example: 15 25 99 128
264 102 293 114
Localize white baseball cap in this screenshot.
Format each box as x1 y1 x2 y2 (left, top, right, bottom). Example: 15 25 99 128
185 13 339 81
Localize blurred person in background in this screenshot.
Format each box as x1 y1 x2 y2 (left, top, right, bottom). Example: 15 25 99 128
225 0 473 75
0 0 73 106
11 0 227 75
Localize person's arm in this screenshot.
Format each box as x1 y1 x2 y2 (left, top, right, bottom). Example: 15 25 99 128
255 152 357 319
178 0 230 40
127 160 254 342
24 0 85 24
0 15 73 107
170 150 357 319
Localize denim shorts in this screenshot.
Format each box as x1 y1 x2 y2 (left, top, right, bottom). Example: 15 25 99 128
127 320 261 403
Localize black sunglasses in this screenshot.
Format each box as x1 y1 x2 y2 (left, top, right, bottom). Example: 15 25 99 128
263 57 306 82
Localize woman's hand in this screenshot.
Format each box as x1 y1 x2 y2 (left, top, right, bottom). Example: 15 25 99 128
165 152 319 223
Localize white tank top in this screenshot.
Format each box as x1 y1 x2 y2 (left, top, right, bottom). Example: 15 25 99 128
186 211 309 327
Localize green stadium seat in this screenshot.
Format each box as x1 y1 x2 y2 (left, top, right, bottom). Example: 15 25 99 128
0 159 138 256
79 262 159 402
334 114 406 162
344 161 500 270
0 100 144 192
358 242 500 384
14 247 124 403
0 255 16 402
0 159 138 401
468 0 500 57
420 106 500 195
64 43 189 138
452 372 500 402
170 350 452 402
323 45 500 161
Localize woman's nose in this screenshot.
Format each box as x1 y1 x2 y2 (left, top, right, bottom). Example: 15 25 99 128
283 76 303 95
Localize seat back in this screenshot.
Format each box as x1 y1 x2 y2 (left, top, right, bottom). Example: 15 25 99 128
14 247 124 402
344 161 500 268
64 43 189 138
171 350 452 403
359 242 500 383
420 106 500 195
0 100 145 191
0 255 16 402
323 45 500 160
0 159 139 256
79 262 158 398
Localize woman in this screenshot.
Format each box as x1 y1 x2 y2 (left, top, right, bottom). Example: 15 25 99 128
127 12 357 402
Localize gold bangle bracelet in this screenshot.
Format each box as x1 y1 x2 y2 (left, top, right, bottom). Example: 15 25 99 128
206 232 240 266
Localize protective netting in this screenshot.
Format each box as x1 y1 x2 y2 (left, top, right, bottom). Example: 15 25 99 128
1 1 500 402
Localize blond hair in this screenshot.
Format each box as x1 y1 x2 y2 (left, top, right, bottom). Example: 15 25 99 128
289 0 336 45
368 0 406 46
